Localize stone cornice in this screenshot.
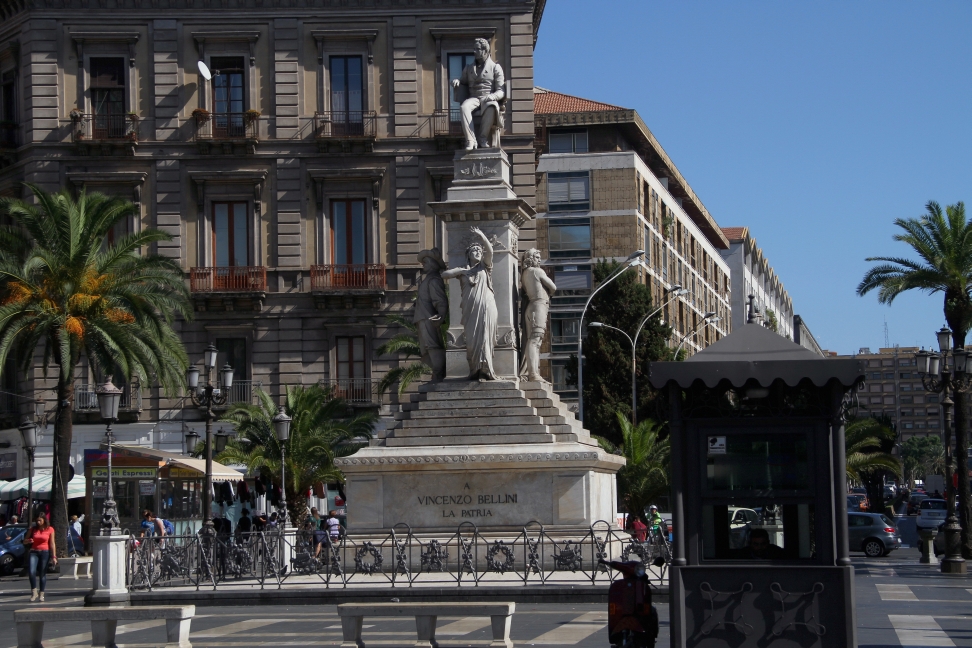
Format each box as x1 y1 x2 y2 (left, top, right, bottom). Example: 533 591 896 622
428 197 536 228
66 170 147 186
312 29 379 64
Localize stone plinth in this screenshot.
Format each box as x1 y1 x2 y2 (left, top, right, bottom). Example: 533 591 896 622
339 380 624 533
87 535 130 606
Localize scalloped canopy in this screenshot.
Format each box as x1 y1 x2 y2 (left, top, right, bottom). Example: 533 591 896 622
648 323 864 389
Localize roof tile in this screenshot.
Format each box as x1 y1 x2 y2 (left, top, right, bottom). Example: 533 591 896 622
534 87 626 114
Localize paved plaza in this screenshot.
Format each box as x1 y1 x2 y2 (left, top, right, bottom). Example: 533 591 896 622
3 543 972 647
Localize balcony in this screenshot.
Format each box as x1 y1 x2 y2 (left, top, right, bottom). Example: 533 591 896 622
70 113 138 156
313 111 377 153
193 111 259 155
310 264 385 310
432 109 463 138
213 380 262 409
320 378 382 407
189 266 267 313
75 381 142 421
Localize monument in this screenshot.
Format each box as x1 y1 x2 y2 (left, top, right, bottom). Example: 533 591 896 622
338 41 623 532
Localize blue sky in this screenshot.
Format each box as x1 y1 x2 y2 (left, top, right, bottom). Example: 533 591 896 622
534 1 972 355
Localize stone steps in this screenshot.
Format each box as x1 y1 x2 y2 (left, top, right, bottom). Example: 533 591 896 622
398 406 537 420
418 389 525 401
400 415 543 428
405 397 532 411
390 424 550 437
385 432 575 447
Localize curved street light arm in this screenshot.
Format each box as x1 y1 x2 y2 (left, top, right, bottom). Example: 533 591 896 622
673 313 719 359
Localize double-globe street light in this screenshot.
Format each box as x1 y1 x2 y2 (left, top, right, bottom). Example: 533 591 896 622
577 250 644 422
186 343 234 537
95 378 123 535
17 417 37 522
916 326 968 574
272 406 292 530
588 285 688 425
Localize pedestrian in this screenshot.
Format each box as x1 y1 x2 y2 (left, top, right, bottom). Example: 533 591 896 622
70 515 84 537
310 507 322 530
631 517 647 542
10 515 18 525
325 510 341 543
23 514 57 602
268 512 279 529
236 509 252 540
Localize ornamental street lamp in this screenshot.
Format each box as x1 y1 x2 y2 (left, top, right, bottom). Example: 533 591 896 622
18 418 36 521
916 327 968 574
96 378 122 535
577 250 644 423
272 406 292 530
186 343 234 537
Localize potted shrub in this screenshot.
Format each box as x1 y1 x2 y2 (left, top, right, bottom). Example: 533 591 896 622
192 107 211 122
244 109 261 123
69 108 83 121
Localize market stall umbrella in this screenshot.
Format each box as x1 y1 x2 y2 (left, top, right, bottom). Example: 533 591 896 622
0 474 86 500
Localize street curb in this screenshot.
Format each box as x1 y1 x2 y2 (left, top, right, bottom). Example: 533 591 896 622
129 585 670 607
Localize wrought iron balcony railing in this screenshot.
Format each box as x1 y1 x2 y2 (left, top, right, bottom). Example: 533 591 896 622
314 111 377 139
320 378 382 405
432 109 463 137
75 381 142 412
194 112 259 140
71 114 138 142
190 266 267 293
310 264 385 291
221 380 261 406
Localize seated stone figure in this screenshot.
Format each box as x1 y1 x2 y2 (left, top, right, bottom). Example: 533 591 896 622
451 38 506 150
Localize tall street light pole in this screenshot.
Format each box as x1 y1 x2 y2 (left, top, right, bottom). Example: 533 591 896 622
187 343 234 537
577 250 644 423
628 285 689 424
95 379 122 535
673 312 719 359
917 327 968 574
18 418 36 521
588 322 635 424
272 406 292 529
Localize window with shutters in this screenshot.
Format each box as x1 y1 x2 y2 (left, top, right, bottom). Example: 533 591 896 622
547 172 590 212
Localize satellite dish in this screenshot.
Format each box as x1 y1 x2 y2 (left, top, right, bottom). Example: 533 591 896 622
197 60 212 81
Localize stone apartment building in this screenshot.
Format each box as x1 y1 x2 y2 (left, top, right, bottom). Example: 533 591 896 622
852 346 943 442
0 0 544 478
532 88 732 397
719 226 794 341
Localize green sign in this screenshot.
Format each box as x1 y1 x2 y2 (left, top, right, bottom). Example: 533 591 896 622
91 467 156 479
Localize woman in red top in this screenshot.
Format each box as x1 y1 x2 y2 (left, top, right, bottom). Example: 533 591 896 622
23 514 57 602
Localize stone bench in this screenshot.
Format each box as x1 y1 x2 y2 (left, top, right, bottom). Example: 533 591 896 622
59 556 93 579
337 602 515 648
14 605 194 648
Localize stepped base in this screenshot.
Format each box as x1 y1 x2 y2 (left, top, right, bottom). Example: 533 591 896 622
339 379 622 533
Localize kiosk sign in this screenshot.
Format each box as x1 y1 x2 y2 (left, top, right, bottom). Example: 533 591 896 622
707 436 726 455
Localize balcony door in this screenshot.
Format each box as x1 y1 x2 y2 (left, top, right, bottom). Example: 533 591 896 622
335 336 367 401
211 57 245 137
330 56 363 135
330 199 368 287
90 57 125 139
447 53 475 133
213 202 249 267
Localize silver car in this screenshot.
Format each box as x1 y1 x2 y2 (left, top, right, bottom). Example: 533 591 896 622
848 512 901 557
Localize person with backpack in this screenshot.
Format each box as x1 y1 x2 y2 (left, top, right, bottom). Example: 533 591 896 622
142 510 173 546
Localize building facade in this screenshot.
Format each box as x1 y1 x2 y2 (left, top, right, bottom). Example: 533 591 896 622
532 89 732 397
0 0 543 478
852 346 944 442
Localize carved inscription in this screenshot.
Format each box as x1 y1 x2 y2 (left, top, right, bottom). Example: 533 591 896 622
416 482 519 519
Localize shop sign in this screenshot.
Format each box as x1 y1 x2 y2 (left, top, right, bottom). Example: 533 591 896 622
139 480 156 495
168 467 202 478
0 452 16 480
94 485 106 497
91 467 156 479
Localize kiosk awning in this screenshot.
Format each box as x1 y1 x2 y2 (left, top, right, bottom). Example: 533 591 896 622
106 444 243 481
0 475 86 500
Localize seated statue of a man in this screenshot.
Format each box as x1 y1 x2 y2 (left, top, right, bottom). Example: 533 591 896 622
451 38 505 151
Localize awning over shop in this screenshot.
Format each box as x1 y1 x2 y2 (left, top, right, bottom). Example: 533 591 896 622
0 475 86 500
107 444 243 481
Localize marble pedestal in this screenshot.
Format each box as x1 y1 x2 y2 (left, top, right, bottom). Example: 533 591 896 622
87 535 130 606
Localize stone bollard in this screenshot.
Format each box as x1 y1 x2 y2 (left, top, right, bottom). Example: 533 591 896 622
918 527 938 564
86 535 131 606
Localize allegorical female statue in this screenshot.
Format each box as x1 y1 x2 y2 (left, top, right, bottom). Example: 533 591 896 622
442 227 497 380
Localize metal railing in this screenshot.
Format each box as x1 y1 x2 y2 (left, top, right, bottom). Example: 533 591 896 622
319 378 381 405
190 266 267 293
223 380 260 406
71 114 138 142
75 381 142 412
125 522 669 591
194 112 258 140
432 109 463 137
310 264 386 291
313 111 377 139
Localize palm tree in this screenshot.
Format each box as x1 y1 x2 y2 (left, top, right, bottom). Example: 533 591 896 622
0 185 190 552
857 200 972 554
595 411 670 523
217 384 375 527
845 418 902 484
375 312 447 397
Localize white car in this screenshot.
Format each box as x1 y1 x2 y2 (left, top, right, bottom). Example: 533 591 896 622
917 498 947 530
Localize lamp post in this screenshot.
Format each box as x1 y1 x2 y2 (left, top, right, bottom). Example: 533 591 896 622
272 406 292 529
673 312 720 359
186 343 234 537
916 326 968 574
18 418 36 520
588 322 636 424
577 250 644 423
628 285 689 424
95 379 122 535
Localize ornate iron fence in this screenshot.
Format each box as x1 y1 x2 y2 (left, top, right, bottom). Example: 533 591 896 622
126 521 669 591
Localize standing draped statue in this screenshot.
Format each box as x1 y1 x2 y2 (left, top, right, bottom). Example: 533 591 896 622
442 227 497 380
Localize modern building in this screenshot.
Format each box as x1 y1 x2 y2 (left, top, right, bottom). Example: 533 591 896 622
532 88 732 397
0 0 544 480
852 346 943 441
793 314 824 356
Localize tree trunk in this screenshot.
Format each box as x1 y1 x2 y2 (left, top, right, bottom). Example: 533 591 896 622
50 377 74 558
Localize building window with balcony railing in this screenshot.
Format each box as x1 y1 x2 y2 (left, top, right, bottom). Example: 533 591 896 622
330 55 365 136
329 336 374 403
90 57 126 139
213 202 249 268
209 56 247 138
551 315 580 350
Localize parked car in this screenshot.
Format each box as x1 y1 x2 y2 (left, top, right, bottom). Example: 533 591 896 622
848 513 900 557
917 498 948 530
0 524 28 576
883 484 897 499
847 494 869 512
728 507 760 549
907 493 929 515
